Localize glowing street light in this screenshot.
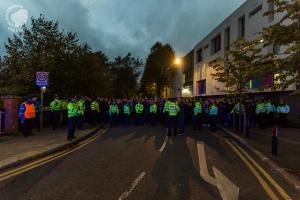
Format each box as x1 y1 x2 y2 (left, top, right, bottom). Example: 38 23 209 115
174 58 182 65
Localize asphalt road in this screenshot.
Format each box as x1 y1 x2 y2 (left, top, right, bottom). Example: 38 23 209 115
0 125 298 200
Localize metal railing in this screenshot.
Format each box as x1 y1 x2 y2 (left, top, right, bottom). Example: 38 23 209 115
0 111 4 134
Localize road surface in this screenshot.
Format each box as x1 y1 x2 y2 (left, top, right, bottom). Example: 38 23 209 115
0 125 298 200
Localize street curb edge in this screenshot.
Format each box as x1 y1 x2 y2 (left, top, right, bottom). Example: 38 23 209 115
218 125 300 191
0 125 105 173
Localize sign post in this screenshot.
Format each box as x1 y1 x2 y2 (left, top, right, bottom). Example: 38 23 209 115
36 72 49 129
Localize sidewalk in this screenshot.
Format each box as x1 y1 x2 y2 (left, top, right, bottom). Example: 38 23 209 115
0 125 99 170
224 124 300 180
249 126 300 179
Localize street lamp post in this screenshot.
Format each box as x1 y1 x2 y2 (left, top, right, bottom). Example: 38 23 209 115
174 58 182 98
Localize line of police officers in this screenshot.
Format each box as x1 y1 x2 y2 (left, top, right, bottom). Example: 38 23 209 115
19 95 290 140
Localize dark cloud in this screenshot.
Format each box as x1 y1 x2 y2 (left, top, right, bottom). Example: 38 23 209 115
0 0 246 59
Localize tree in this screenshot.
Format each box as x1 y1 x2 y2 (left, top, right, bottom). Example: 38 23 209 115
141 42 176 97
261 0 300 91
212 38 262 98
0 15 111 98
109 53 142 98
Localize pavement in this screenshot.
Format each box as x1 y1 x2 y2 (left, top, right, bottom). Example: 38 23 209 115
0 125 98 171
223 124 300 181
0 125 298 200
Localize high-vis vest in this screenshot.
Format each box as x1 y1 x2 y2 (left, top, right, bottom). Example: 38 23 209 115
23 102 36 119
264 102 273 114
50 99 62 111
231 103 244 114
67 102 80 118
78 100 85 115
167 102 180 117
135 103 144 114
109 104 119 115
209 105 218 116
163 101 171 113
256 103 266 114
150 103 157 114
123 104 130 115
91 101 100 113
277 105 290 114
193 102 202 115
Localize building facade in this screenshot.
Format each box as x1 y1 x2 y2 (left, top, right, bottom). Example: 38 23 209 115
192 0 295 97
181 50 194 97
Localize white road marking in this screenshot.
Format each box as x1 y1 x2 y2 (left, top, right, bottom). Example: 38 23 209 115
197 142 217 185
197 142 239 200
159 136 169 152
118 171 146 200
214 167 239 200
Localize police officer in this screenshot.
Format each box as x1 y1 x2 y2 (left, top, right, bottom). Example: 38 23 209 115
50 94 62 130
123 100 131 126
209 102 218 132
192 99 202 130
67 97 80 141
255 99 266 129
149 99 158 126
231 100 244 131
77 96 86 129
135 100 144 125
109 99 119 126
165 98 180 137
19 96 36 137
90 98 100 125
277 100 290 126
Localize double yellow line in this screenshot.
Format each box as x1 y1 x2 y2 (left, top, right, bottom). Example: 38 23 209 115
0 128 107 183
225 139 292 200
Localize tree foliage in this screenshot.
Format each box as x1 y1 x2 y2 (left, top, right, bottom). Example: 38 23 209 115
0 15 114 98
141 42 176 97
212 38 262 97
109 53 142 98
261 0 300 90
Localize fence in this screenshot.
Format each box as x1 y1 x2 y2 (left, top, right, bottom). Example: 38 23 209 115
0 107 68 134
232 112 250 137
0 111 4 134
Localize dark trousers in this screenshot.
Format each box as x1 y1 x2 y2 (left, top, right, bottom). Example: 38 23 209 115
278 113 287 126
110 114 118 126
178 114 185 134
192 114 202 130
52 110 61 130
123 114 131 126
22 118 34 137
91 111 98 125
209 115 217 132
150 113 156 126
135 113 143 125
257 113 266 129
168 116 178 137
67 116 77 139
77 115 84 129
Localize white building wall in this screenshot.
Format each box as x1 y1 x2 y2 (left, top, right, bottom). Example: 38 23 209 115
193 0 294 96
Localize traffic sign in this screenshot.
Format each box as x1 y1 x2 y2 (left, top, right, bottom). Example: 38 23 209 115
36 72 49 86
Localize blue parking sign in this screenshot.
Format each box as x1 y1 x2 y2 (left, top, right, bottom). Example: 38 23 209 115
36 72 49 86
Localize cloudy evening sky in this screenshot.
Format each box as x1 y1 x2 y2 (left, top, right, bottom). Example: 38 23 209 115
0 0 246 59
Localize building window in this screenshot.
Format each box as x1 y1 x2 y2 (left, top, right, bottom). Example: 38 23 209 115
197 80 206 95
211 34 221 55
238 15 245 38
268 1 275 22
249 4 262 18
196 48 203 63
225 27 230 50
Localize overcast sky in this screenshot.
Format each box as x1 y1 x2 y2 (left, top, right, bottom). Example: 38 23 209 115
0 0 246 59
